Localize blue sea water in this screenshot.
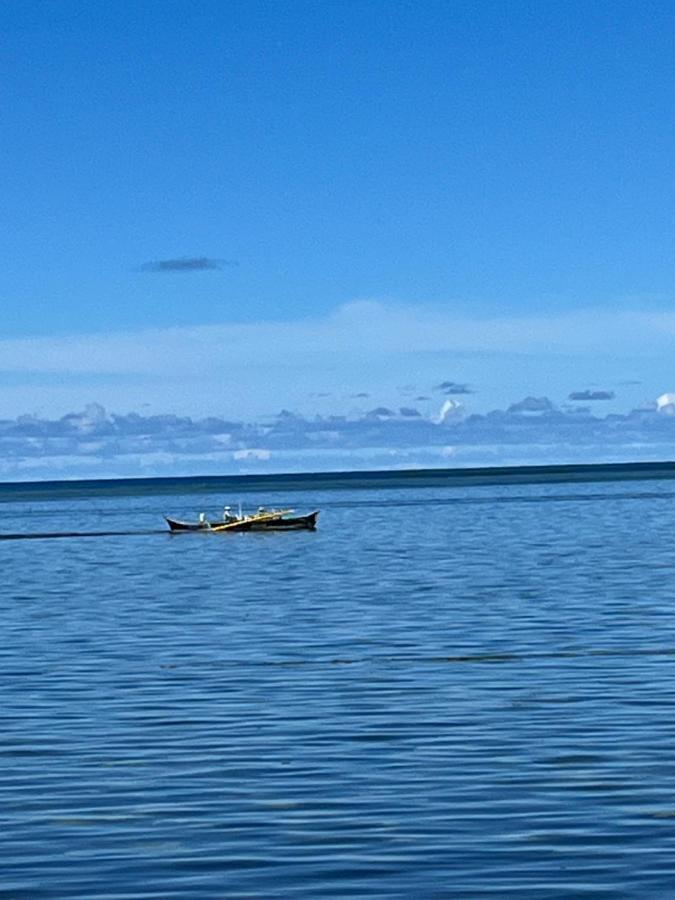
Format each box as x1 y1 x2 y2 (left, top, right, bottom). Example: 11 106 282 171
3 469 675 897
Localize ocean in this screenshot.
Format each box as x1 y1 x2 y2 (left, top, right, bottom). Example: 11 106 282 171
3 463 675 898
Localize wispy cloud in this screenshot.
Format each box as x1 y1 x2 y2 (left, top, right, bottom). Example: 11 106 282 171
569 390 616 401
4 300 674 377
1 299 674 421
507 396 555 414
435 381 473 395
139 256 236 273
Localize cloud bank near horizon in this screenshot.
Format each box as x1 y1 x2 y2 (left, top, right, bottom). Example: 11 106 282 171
3 396 675 481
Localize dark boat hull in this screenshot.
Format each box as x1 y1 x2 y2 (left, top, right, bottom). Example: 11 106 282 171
248 511 319 531
165 517 213 532
165 511 319 533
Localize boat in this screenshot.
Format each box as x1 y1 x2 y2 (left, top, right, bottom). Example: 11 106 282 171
165 509 319 533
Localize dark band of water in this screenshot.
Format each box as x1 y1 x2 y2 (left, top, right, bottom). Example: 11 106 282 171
2 459 675 502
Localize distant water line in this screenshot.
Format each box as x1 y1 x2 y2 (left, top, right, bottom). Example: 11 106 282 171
2 459 675 502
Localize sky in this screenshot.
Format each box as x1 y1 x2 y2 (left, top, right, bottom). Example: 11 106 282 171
1 0 674 473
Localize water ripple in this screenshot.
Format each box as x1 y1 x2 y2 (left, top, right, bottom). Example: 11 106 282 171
4 480 675 896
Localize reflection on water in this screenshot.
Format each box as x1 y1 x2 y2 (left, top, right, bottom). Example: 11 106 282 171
3 477 675 897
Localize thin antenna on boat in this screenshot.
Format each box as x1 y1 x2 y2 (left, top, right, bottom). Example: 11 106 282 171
238 499 242 519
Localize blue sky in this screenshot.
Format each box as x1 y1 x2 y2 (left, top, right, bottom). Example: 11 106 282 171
1 0 674 433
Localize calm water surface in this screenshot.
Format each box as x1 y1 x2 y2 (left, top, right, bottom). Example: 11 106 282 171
3 477 675 897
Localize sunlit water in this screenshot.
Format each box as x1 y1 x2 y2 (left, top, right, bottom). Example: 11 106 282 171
3 475 675 897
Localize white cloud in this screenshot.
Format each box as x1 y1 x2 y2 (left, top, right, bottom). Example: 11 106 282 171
435 398 464 424
657 393 675 415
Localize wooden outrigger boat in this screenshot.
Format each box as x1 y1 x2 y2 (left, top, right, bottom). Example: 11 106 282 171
165 509 319 533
